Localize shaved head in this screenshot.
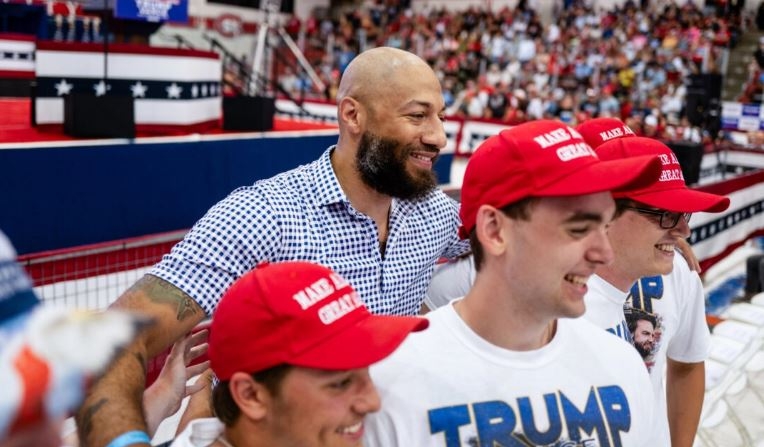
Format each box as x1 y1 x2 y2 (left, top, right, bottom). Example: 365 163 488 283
331 46 446 201
336 47 438 107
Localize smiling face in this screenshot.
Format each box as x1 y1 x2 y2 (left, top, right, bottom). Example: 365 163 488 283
349 51 447 199
502 193 616 320
264 367 380 447
604 202 691 287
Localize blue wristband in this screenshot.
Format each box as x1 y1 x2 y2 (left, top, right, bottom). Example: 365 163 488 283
105 430 151 447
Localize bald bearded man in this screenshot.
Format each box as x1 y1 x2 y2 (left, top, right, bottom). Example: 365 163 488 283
76 47 469 447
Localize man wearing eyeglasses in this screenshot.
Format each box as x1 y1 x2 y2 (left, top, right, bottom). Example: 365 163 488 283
582 133 730 447
423 119 731 446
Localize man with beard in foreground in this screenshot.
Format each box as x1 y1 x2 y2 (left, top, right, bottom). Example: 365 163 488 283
76 46 469 447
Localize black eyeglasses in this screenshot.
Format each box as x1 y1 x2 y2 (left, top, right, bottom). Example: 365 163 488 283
623 206 692 229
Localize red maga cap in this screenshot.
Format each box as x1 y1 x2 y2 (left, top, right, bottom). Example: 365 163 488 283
595 137 730 213
576 117 637 148
208 261 428 380
458 120 662 238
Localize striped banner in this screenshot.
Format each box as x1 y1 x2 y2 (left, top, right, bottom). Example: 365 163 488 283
0 33 35 79
692 169 764 271
34 42 222 130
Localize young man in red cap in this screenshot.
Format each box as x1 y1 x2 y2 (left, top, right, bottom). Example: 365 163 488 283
423 118 693 307
576 117 702 272
171 260 428 447
364 120 663 446
575 119 730 447
424 117 729 446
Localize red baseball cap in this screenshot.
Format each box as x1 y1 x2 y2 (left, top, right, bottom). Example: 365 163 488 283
595 137 730 213
458 120 662 238
208 261 428 380
576 117 636 148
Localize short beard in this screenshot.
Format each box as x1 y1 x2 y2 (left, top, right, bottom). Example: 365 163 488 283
356 131 439 200
634 341 653 359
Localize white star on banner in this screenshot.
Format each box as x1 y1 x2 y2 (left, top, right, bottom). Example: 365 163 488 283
130 81 148 98
54 79 73 96
191 84 199 98
166 83 182 99
93 80 109 96
201 84 208 97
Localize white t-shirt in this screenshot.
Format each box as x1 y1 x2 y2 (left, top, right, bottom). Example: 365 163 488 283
424 257 474 310
584 275 633 341
584 255 711 445
171 417 224 447
363 303 655 446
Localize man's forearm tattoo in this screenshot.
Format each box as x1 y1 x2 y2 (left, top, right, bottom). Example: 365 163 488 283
130 275 200 321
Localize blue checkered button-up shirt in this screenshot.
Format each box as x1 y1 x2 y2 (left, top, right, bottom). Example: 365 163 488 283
150 147 469 316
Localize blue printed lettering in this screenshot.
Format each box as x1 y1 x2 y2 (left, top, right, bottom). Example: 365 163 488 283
427 386 632 446
473 401 524 446
598 385 631 447
628 276 663 312
429 405 471 447
518 394 562 445
605 320 632 343
560 388 610 447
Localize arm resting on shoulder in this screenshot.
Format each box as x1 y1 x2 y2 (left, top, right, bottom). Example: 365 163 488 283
75 275 205 447
666 358 705 447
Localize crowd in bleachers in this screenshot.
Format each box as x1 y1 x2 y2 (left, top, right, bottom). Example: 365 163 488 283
279 0 745 144
742 5 764 105
739 1 764 105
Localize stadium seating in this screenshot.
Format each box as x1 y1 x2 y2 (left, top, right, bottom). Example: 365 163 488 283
697 293 764 446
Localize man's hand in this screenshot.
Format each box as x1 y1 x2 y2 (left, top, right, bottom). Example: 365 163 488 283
143 328 210 436
76 275 205 447
175 368 215 436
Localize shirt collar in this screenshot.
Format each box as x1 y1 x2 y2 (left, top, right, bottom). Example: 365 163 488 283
314 146 349 207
